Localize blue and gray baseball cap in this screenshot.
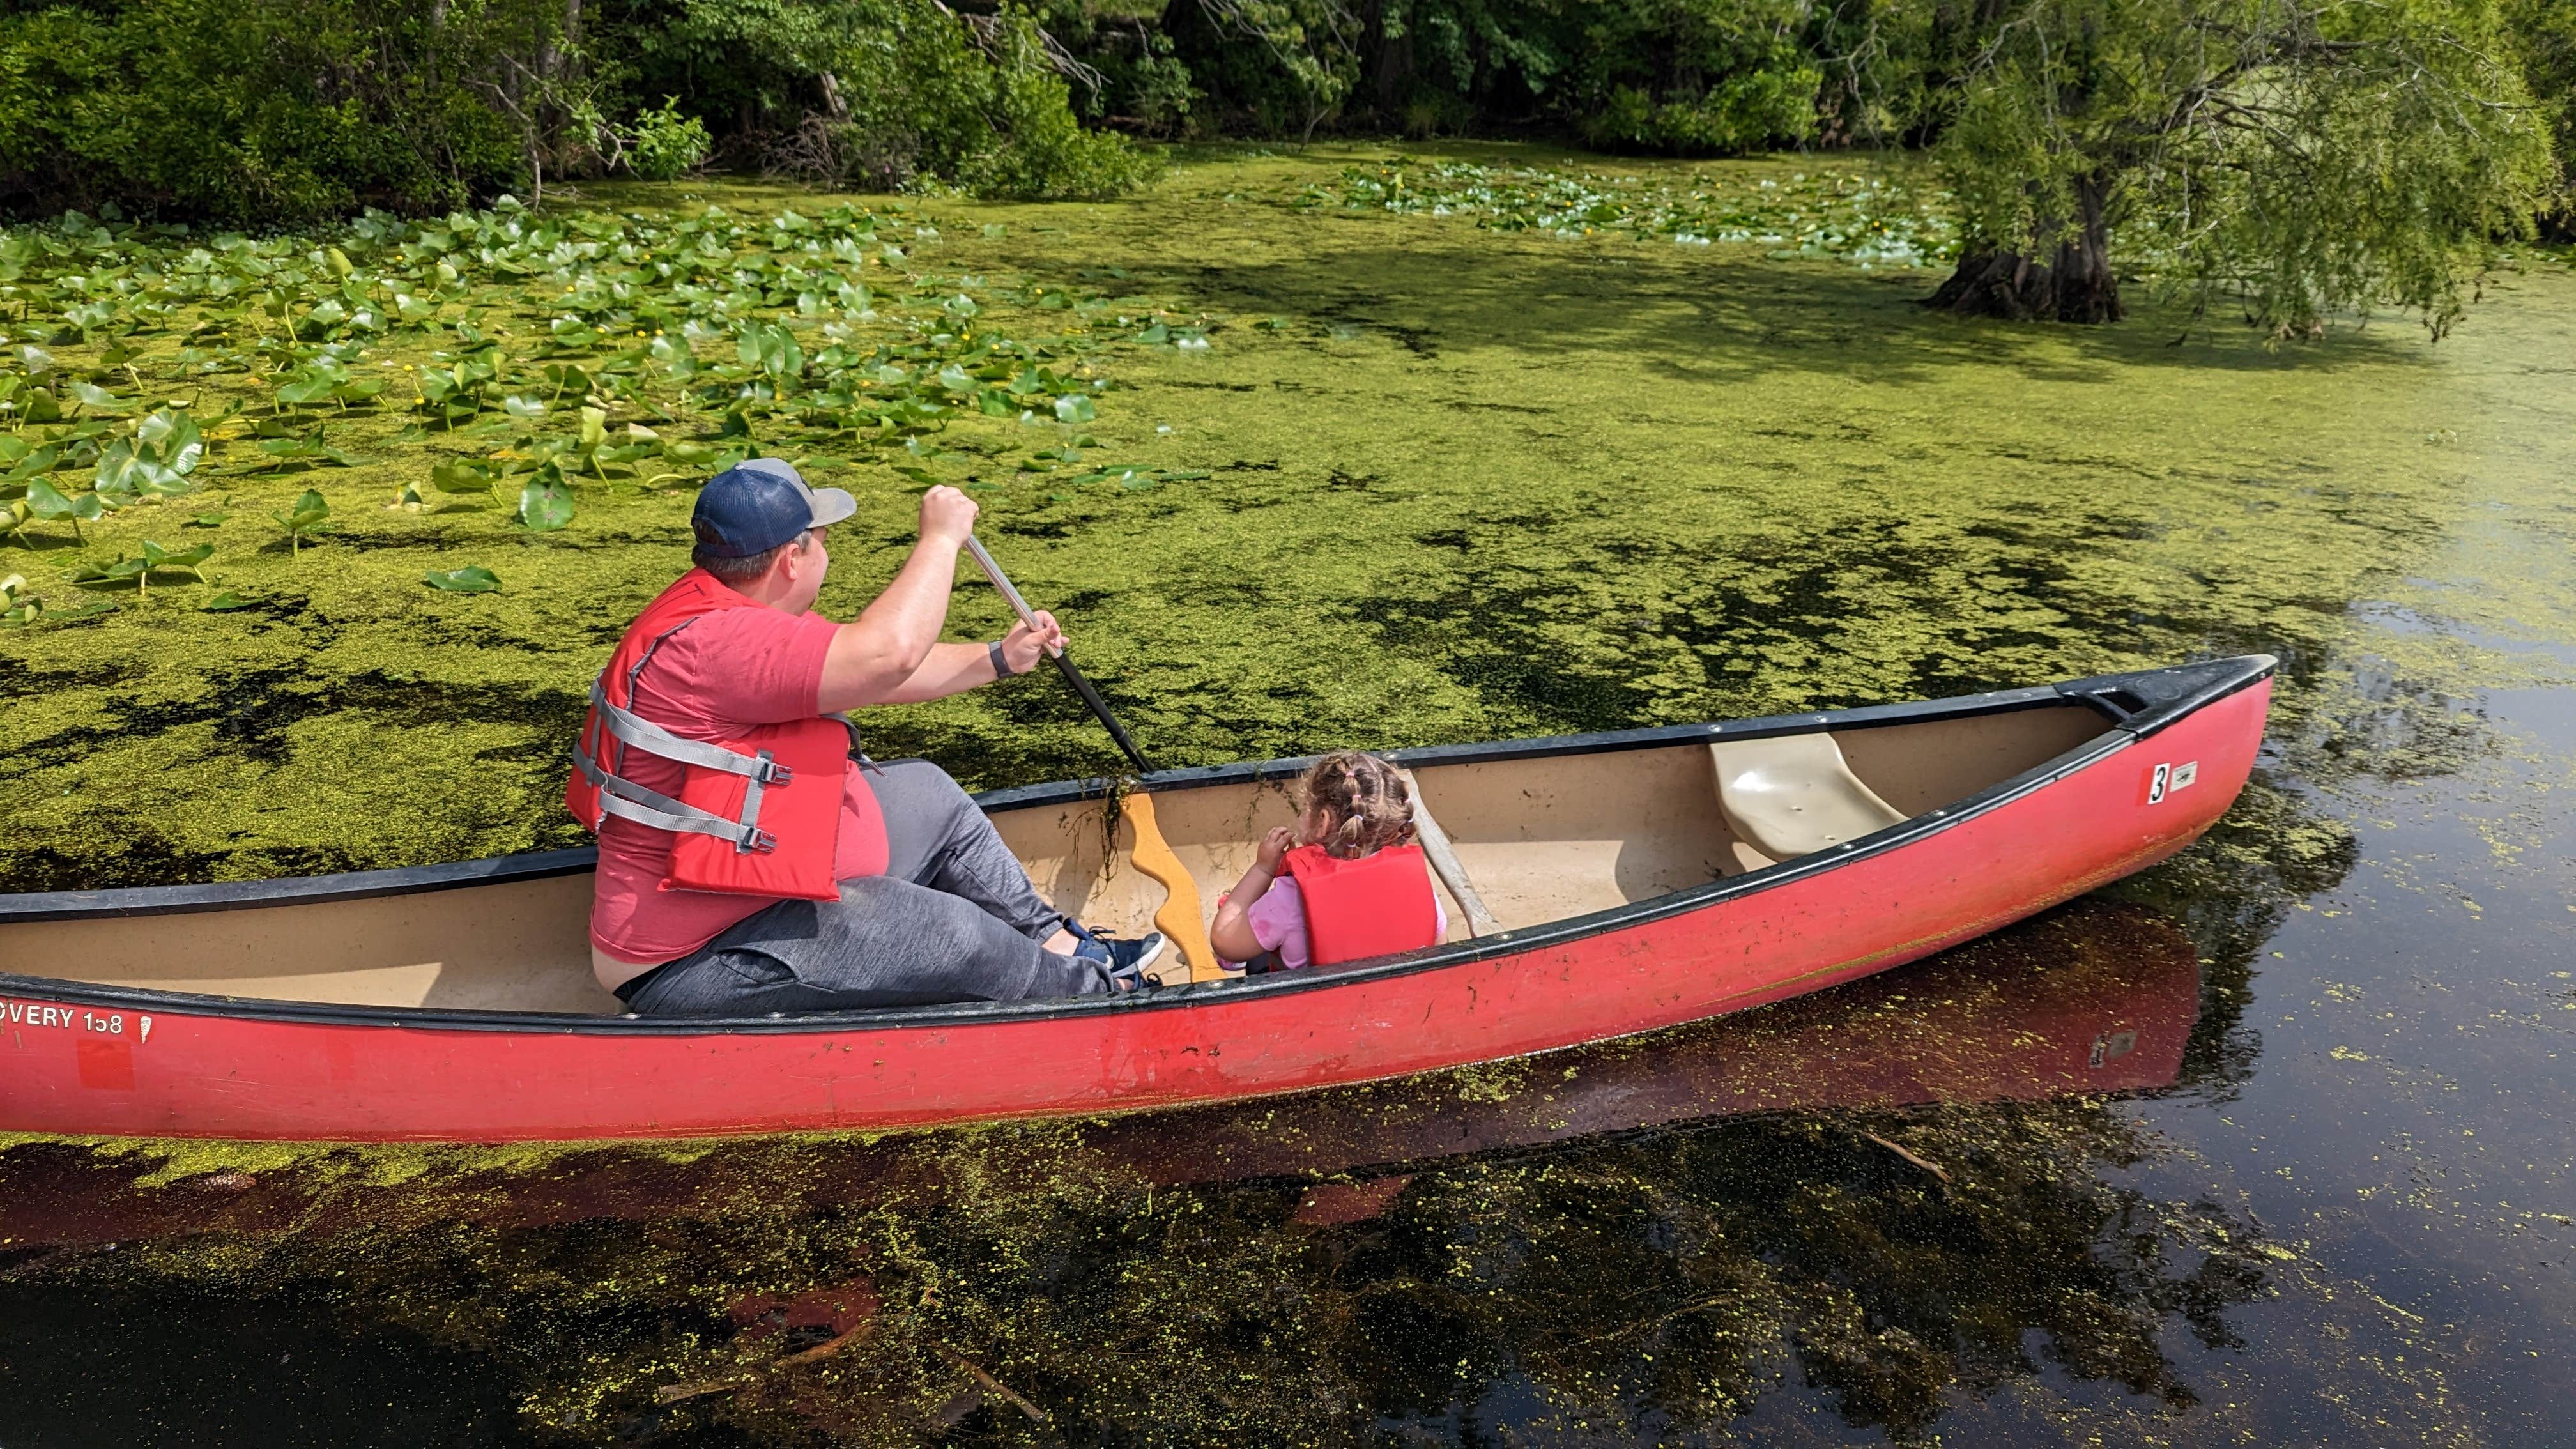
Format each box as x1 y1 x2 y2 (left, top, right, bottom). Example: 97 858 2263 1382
690 458 857 557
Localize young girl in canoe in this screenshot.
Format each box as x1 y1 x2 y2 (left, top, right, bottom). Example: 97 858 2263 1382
1211 750 1446 972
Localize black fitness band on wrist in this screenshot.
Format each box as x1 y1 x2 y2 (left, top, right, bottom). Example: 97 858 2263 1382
988 640 1019 678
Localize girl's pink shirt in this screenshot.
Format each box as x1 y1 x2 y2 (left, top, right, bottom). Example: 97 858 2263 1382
1238 875 1447 971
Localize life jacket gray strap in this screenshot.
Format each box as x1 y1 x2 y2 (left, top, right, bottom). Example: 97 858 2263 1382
588 680 795 785
574 739 775 854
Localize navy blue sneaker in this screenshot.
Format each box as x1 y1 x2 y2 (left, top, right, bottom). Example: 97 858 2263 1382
1066 921 1170 989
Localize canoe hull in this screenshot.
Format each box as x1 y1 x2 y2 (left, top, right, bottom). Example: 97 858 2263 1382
0 898 2202 1249
0 675 2267 1142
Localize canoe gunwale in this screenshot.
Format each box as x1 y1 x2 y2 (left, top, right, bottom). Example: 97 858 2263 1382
0 656 2275 1037
0 682 2080 926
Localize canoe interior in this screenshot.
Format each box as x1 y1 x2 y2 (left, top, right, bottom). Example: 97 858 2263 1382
3 702 2117 1015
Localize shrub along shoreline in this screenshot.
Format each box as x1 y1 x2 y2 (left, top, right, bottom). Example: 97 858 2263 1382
4 1 2557 344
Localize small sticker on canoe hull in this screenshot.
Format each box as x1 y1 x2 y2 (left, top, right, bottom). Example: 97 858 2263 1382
2141 760 2200 805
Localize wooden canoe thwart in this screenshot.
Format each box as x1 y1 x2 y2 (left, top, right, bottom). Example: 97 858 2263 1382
0 656 2274 1143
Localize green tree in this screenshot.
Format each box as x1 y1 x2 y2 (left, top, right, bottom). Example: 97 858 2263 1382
1164 0 1367 140
0 0 544 223
2504 0 2576 236
1560 0 1821 153
1920 0 2556 335
607 0 1153 197
1171 0 1825 151
0 0 1152 221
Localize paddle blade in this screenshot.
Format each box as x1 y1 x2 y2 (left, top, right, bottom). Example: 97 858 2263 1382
1118 790 1223 984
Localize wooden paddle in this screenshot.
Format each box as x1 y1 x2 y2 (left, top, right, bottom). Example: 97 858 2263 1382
963 536 1222 984
1391 765 1504 937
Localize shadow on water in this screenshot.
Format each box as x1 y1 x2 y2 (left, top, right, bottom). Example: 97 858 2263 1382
1107 234 2435 387
0 659 594 893
0 898 2285 1446
0 1282 526 1448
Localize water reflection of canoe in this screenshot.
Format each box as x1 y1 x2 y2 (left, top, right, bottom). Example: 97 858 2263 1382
0 657 2270 1142
0 899 2201 1249
1100 897 2205 1191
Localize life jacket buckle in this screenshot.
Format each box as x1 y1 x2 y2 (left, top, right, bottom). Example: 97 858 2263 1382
741 827 779 855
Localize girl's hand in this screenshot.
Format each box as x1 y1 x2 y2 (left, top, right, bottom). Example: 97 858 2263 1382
1213 835 1294 964
1000 610 1064 675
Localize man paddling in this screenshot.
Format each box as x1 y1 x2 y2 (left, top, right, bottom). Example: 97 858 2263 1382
572 459 1166 1015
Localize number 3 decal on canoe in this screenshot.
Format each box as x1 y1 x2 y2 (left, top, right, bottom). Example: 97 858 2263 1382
2141 760 2200 805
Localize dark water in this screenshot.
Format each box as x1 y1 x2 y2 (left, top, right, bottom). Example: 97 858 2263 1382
6 183 2575 1443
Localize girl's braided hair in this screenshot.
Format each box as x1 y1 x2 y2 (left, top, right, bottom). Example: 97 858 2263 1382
1297 750 1416 860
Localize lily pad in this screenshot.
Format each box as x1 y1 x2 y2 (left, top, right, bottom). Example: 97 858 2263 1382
69 380 135 415
518 475 575 531
431 461 498 494
424 565 502 594
271 489 332 555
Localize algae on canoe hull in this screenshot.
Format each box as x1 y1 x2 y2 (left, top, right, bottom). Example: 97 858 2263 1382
3 145 2569 893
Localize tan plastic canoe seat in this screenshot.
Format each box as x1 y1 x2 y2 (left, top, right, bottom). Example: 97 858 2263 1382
1710 733 1908 861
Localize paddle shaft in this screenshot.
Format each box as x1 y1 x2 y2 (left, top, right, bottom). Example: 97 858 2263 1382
963 533 1218 982
1392 765 1505 938
963 535 1154 776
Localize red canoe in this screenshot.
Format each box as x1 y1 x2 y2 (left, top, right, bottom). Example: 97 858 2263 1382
0 896 2202 1247
0 656 2272 1143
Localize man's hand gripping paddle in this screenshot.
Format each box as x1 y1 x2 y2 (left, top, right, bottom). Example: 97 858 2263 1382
964 537 1222 984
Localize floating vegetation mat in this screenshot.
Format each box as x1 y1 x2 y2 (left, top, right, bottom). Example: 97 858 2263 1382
1297 157 1959 268
2 145 2570 891
0 185 1226 887
6 147 2575 1445
0 192 1206 630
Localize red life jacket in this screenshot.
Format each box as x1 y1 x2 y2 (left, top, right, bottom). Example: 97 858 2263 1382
565 569 886 901
1282 843 1442 966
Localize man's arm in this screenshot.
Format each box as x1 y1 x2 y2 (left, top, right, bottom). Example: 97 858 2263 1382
816 487 978 714
867 607 1065 705
816 488 1070 712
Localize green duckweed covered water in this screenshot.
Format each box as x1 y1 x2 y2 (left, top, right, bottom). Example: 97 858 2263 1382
4 145 2575 1445
1 143 2561 887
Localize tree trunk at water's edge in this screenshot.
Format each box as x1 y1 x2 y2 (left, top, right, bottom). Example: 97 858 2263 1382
1924 175 2124 324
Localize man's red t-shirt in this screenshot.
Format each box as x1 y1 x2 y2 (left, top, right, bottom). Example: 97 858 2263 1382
588 604 880 973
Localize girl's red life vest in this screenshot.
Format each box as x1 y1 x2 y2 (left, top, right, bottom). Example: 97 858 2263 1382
1280 843 1442 966
565 569 886 901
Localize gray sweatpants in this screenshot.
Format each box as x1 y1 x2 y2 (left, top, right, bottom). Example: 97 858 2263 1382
621 758 1112 1015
